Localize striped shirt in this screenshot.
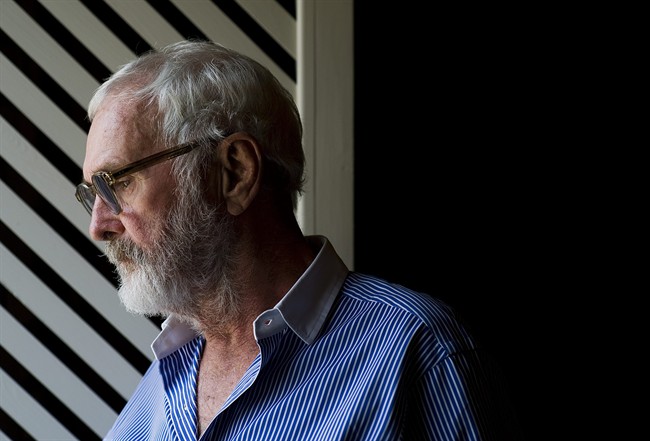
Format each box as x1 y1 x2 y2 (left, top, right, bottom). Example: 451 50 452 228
105 236 521 440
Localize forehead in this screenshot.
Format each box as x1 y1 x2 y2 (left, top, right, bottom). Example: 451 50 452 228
83 97 155 176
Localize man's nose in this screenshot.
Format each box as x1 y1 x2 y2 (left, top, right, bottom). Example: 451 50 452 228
88 197 124 241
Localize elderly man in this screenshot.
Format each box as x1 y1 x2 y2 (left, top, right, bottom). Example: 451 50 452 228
76 40 521 440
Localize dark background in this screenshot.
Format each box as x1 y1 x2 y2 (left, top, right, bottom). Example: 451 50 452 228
353 6 558 440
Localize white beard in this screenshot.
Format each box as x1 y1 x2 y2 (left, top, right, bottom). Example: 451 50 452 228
105 187 238 325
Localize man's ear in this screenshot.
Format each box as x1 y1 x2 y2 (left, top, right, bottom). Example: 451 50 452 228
217 132 263 215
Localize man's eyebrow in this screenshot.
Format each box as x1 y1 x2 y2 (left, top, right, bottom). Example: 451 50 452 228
86 158 124 177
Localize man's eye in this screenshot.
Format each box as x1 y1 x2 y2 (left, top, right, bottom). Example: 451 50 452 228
116 179 131 191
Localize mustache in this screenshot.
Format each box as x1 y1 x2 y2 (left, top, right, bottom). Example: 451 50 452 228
105 239 141 265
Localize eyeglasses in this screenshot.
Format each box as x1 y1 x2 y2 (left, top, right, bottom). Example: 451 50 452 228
75 140 206 215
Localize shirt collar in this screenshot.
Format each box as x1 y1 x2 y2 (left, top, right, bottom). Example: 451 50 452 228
151 235 349 359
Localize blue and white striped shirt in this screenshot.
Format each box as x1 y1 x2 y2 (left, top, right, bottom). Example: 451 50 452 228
105 236 521 440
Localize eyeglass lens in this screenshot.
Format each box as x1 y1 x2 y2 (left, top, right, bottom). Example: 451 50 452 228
76 175 122 215
92 174 121 214
76 184 95 215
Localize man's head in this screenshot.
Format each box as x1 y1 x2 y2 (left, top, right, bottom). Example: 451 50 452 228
86 39 305 210
79 40 305 325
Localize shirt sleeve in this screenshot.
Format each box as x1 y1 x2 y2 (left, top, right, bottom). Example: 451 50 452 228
406 349 525 441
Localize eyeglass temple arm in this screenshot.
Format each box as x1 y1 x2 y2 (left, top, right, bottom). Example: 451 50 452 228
110 141 202 181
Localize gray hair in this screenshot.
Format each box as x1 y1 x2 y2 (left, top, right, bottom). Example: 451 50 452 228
88 39 305 208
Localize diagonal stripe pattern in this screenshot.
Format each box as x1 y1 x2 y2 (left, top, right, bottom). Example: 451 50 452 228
0 0 296 437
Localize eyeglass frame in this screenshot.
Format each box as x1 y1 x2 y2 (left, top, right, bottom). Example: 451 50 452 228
75 139 211 215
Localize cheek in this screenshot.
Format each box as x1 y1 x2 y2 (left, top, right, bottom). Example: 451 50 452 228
141 166 178 212
120 210 167 250
123 169 177 245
